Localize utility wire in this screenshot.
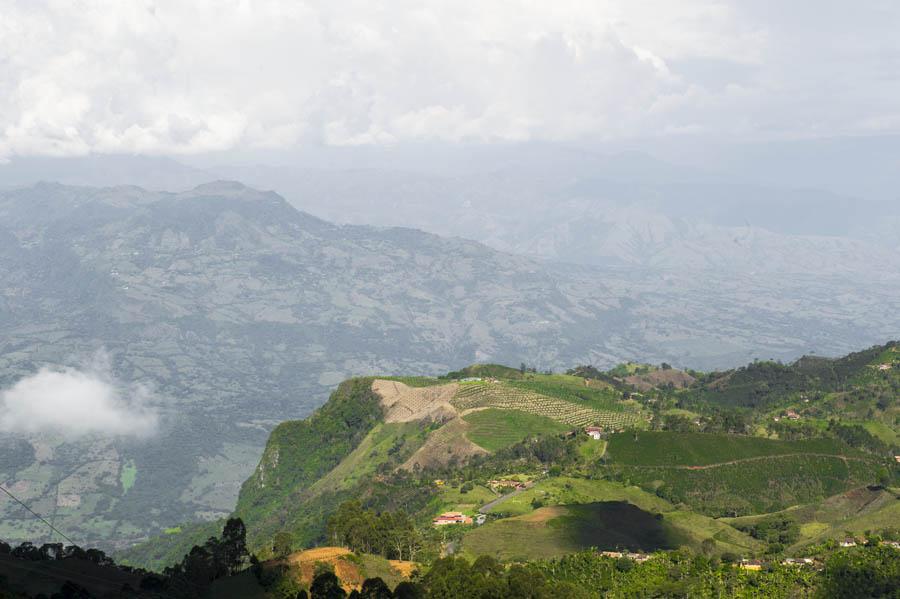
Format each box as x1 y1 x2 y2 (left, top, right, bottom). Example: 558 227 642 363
0 483 78 547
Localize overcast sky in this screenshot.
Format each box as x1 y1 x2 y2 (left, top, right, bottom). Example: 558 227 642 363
2 1 899 160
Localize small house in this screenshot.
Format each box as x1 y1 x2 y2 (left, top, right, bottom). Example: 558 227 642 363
585 426 604 440
839 538 857 548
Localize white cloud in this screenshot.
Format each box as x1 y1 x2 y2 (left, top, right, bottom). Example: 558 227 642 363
0 356 159 439
1 0 898 159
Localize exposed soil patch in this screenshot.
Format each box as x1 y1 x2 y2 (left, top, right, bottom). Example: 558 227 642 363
401 417 487 470
285 547 361 592
372 379 459 423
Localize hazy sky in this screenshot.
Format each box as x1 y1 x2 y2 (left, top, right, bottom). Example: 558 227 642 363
2 1 899 160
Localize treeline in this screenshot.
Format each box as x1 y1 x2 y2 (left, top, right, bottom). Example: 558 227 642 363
287 546 900 598
656 411 752 434
158 517 250 597
0 518 251 598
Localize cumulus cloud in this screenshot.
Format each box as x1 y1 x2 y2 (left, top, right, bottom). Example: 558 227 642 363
0 357 159 439
1 0 899 159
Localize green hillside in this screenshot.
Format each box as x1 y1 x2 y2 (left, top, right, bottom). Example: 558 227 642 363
604 432 887 516
118 346 899 575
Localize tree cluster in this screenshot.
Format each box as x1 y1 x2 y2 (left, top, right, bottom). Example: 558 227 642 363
326 501 424 561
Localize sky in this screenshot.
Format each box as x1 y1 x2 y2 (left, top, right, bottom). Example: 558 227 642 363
2 0 900 161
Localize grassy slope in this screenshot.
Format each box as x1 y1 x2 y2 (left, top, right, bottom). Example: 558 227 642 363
306 421 425 497
432 484 498 517
462 409 570 451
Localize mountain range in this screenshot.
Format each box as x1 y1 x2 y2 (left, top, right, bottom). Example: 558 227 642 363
0 179 898 551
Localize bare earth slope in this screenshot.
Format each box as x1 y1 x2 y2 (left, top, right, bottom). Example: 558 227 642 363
370 379 487 468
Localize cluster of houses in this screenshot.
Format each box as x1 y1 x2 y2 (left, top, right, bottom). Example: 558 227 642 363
432 512 473 526
598 550 652 563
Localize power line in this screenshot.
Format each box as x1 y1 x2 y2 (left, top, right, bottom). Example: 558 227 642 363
0 483 78 547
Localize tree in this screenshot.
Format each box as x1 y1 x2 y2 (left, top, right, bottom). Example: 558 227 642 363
359 577 393 599
273 531 294 560
221 518 249 574
310 571 347 599
392 581 424 599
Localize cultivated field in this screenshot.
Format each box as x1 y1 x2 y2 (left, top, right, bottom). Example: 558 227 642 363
462 409 570 451
451 381 643 429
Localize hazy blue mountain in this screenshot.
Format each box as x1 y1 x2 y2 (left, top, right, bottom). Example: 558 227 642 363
0 180 897 551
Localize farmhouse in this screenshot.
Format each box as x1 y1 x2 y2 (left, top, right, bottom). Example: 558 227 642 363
739 559 763 571
839 538 858 548
432 512 473 526
785 409 801 420
585 426 604 440
877 364 891 371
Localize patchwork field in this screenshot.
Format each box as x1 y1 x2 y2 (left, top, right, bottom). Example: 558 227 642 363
605 431 869 467
604 432 886 517
467 476 761 559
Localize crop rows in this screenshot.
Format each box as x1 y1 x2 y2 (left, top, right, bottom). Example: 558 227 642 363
452 382 642 428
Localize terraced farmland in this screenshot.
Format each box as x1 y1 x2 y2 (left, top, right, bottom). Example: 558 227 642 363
451 382 644 429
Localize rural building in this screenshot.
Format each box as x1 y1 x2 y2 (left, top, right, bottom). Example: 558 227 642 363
489 479 527 491
626 553 651 563
585 426 604 440
739 559 763 571
781 558 814 567
599 551 624 559
880 541 900 549
839 538 857 548
475 514 487 526
877 364 891 371
785 410 801 420
432 512 473 526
